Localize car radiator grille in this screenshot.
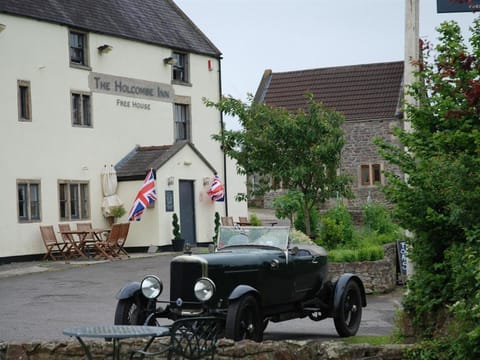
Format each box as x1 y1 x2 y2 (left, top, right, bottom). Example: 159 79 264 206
170 260 203 303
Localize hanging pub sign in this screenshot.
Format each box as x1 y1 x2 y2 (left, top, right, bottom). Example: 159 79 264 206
437 0 480 13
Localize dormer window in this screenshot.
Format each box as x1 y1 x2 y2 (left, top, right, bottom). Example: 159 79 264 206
69 30 89 67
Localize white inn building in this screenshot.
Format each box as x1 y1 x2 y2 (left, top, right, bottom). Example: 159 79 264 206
0 0 247 262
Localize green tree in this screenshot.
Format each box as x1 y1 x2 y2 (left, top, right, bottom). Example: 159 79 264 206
205 93 352 236
376 19 480 357
272 190 303 227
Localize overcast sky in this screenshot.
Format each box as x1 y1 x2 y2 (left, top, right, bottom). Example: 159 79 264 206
174 0 478 129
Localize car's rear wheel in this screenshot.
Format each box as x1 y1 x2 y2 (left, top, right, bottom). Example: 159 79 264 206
225 294 263 341
333 280 362 337
114 298 147 325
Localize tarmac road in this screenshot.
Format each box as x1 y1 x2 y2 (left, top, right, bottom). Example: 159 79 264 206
0 253 404 342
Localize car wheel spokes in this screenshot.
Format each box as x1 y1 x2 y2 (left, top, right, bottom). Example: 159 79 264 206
344 291 359 327
241 321 254 335
128 303 137 323
239 308 255 338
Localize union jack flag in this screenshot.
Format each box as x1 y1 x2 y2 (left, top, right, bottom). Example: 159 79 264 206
207 175 224 202
128 169 157 221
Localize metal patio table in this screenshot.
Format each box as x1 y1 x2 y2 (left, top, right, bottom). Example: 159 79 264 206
63 325 170 360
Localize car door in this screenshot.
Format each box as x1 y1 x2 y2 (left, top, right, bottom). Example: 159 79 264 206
259 250 294 306
291 249 319 301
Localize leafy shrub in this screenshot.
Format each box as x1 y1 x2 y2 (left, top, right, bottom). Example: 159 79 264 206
317 204 353 248
405 340 451 360
317 217 344 249
248 213 262 226
363 202 398 235
294 206 320 238
317 202 399 262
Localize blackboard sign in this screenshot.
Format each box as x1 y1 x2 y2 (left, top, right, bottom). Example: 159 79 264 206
397 241 408 276
437 0 480 13
165 190 174 212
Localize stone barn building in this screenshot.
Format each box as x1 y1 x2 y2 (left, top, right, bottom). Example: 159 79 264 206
253 61 405 221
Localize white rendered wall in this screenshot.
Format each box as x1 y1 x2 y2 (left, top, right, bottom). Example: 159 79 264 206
0 13 246 258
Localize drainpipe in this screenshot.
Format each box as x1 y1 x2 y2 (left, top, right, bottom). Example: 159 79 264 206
218 55 229 216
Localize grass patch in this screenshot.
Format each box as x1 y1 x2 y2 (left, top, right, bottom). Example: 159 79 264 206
340 335 397 345
328 245 384 262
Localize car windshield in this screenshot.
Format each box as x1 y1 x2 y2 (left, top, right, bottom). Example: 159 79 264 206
217 226 290 250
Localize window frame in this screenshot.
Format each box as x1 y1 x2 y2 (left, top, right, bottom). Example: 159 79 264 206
360 165 371 186
17 80 32 122
58 180 90 221
174 103 190 141
172 52 189 84
71 91 92 127
69 29 90 68
372 164 382 184
17 180 41 222
360 163 383 187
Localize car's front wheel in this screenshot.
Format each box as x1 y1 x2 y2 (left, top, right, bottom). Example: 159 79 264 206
225 294 263 341
333 280 363 337
114 297 148 325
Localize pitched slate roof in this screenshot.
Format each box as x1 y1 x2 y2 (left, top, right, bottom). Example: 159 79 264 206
254 61 404 121
116 141 217 181
0 0 221 57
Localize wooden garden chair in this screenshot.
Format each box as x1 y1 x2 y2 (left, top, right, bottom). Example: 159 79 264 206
115 222 130 257
93 223 122 259
238 216 250 226
39 225 69 260
76 222 94 240
58 223 73 244
221 216 234 226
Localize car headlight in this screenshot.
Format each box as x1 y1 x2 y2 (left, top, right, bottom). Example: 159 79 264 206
141 275 163 299
194 277 216 302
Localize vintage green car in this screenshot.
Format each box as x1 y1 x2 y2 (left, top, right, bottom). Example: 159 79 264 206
114 226 366 341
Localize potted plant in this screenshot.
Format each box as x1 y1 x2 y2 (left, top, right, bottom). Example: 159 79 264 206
211 212 220 252
107 205 126 226
171 213 185 251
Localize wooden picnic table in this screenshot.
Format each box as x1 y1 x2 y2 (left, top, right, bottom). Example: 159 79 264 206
59 228 111 259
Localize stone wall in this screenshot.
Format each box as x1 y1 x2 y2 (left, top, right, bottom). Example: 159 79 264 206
328 243 398 294
340 118 402 211
0 338 410 360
